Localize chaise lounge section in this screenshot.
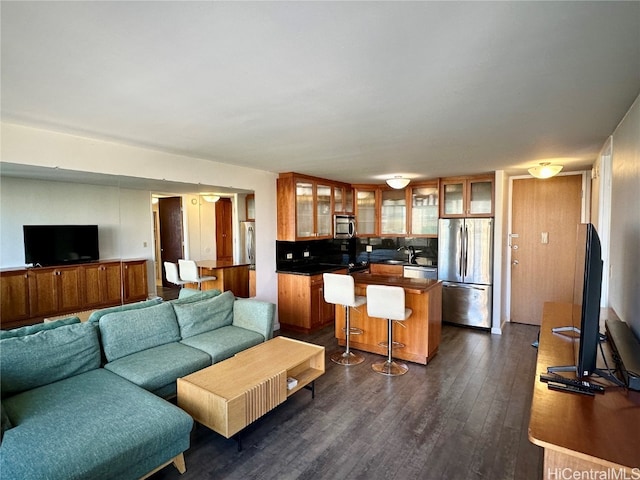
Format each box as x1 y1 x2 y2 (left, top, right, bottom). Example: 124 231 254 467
0 289 275 479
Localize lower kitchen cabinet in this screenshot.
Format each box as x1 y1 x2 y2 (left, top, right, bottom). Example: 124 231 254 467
277 270 346 334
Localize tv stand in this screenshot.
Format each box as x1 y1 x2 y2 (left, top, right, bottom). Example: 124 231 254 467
0 259 148 328
529 303 639 476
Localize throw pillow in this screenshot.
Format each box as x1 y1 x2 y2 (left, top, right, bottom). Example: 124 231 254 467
172 290 235 338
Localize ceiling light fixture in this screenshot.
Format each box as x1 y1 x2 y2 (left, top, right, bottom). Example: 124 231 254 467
528 162 563 179
386 176 410 189
201 195 220 203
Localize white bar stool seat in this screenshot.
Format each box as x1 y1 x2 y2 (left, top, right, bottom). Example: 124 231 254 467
164 262 189 288
366 285 412 376
323 273 366 366
178 259 217 290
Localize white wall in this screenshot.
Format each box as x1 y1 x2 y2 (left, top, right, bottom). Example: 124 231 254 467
608 93 640 337
0 123 279 319
0 177 123 264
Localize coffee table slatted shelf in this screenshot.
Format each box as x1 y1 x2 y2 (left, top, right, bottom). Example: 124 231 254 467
177 337 325 440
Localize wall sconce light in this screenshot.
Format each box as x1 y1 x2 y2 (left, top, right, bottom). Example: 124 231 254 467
528 162 563 179
386 176 410 189
201 195 220 203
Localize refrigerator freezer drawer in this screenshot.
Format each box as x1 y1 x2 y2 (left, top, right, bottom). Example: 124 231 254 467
442 282 492 329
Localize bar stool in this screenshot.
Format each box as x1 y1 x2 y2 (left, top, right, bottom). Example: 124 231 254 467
323 273 366 366
178 259 217 290
366 285 412 376
164 262 189 288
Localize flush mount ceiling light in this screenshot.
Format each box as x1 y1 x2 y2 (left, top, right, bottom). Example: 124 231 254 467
201 195 220 203
386 176 410 189
528 162 563 179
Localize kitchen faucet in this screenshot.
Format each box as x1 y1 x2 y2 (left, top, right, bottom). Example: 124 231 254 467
397 246 417 264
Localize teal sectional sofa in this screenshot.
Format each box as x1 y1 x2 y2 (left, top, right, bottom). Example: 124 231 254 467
0 290 275 479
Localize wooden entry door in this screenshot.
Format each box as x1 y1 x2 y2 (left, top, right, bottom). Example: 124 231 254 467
158 197 184 288
510 175 583 325
216 198 233 262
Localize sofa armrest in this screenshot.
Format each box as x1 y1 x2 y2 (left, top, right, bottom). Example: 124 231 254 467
232 299 275 340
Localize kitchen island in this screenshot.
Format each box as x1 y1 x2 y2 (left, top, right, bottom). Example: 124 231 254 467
195 260 250 298
335 273 442 365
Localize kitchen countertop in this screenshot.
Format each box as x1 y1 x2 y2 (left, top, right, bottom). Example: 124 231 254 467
350 273 441 295
276 264 348 276
196 260 251 269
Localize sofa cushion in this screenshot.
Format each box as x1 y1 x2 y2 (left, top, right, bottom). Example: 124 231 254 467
0 322 100 398
180 325 264 363
172 290 235 338
104 342 211 396
0 368 193 480
0 316 80 339
1 402 12 443
87 297 163 324
172 288 222 304
233 298 276 340
99 302 180 363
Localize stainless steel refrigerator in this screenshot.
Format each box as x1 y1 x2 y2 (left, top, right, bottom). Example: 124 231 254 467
240 221 255 265
438 218 493 329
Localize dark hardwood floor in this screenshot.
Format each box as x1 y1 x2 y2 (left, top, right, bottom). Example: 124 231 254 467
152 322 544 480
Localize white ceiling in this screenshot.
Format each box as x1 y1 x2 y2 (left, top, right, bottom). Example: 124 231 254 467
2 1 639 185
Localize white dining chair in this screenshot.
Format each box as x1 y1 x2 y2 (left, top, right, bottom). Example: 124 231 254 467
164 262 189 288
178 259 217 290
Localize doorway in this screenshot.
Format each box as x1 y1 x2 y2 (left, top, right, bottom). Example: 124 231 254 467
216 198 233 262
510 174 583 325
158 197 184 288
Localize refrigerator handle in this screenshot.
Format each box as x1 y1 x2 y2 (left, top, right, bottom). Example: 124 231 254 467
463 224 469 277
458 224 464 278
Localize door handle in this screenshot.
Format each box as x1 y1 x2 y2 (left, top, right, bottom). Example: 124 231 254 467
512 260 519 266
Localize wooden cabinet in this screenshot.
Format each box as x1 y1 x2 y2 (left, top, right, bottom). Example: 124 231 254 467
440 174 494 217
84 261 122 308
0 259 148 328
277 269 347 333
333 186 354 214
245 193 255 221
277 174 333 241
408 183 439 236
0 270 30 324
123 260 148 303
380 188 407 235
28 266 84 318
369 263 404 276
354 187 378 236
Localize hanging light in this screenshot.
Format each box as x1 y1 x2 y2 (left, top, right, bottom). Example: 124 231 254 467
201 195 220 203
386 176 410 189
528 162 563 179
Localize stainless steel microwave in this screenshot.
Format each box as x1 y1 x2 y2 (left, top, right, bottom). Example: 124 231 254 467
334 214 356 239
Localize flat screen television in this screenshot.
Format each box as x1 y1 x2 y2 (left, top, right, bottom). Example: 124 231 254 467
573 223 603 378
23 225 99 267
549 223 603 378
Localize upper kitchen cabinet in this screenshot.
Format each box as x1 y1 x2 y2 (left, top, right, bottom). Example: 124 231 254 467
245 194 255 221
408 182 439 236
380 188 407 235
354 187 378 237
333 185 354 214
277 173 334 241
440 174 494 217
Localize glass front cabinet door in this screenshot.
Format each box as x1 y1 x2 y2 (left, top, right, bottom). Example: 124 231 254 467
380 189 407 235
440 175 494 217
409 185 439 235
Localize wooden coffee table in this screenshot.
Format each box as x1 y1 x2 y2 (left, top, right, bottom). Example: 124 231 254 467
177 336 324 446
